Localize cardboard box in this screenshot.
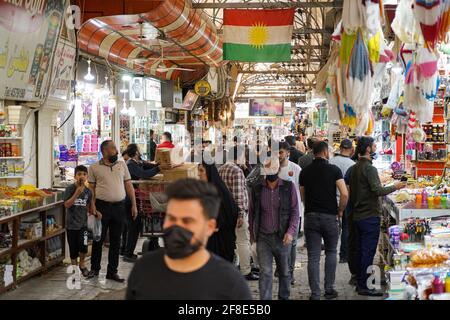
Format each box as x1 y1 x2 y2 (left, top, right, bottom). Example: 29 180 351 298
155 147 185 170
161 163 199 182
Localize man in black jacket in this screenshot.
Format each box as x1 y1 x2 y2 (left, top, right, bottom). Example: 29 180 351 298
121 144 160 262
249 156 299 300
284 135 304 164
148 130 157 162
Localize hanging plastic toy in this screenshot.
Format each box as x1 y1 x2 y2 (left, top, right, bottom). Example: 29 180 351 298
346 30 374 115
413 0 442 50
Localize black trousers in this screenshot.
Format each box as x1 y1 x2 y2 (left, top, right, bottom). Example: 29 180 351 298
91 199 125 275
121 201 142 257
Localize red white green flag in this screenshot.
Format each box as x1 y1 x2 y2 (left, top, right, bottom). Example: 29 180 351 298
223 9 295 62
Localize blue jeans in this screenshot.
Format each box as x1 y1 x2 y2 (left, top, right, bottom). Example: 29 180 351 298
304 212 339 298
288 220 300 280
256 233 291 300
339 210 349 260
355 216 381 290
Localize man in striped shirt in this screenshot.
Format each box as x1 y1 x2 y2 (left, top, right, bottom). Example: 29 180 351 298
219 145 258 281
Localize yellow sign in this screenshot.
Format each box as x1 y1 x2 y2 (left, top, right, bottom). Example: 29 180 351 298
194 80 211 97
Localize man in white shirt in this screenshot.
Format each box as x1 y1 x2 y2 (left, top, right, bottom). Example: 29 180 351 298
278 141 302 285
329 139 355 264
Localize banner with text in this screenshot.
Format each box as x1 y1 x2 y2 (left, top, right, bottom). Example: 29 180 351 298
0 0 65 101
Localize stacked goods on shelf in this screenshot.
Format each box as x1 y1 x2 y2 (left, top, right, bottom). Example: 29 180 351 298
46 235 63 262
0 125 19 138
0 256 13 289
16 247 42 280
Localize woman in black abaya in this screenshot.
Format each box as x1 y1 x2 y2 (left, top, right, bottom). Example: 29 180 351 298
198 161 238 262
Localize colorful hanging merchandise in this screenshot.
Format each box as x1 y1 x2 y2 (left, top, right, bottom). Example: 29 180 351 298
413 0 444 50
342 0 366 34
346 31 374 115
403 48 439 124
391 0 424 44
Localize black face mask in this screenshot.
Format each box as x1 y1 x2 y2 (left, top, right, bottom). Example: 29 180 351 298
370 152 378 160
109 153 118 163
266 174 278 182
163 225 202 259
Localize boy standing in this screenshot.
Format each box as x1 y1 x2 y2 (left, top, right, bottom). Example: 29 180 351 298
64 165 99 277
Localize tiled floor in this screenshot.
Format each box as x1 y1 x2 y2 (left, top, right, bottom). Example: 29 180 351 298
0 238 384 300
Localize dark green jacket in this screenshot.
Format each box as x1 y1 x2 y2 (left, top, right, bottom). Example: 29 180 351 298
349 158 396 221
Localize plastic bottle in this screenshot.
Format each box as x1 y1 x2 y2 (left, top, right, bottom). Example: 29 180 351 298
432 272 445 294
422 189 428 205
446 272 450 293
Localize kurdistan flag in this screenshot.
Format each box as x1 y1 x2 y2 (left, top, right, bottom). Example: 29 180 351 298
223 9 295 62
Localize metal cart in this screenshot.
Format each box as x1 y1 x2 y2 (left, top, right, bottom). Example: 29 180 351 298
132 180 170 253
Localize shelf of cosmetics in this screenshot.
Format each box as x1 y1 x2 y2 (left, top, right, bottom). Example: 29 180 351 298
422 124 446 143
399 188 450 209
0 187 63 219
389 217 450 250
0 160 24 177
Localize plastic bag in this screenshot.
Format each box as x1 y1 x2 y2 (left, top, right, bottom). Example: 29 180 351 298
88 215 102 242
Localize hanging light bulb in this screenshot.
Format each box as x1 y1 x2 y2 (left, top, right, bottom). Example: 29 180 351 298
120 99 128 114
103 76 110 96
84 59 95 81
128 106 136 117
122 74 132 82
120 80 128 94
108 95 117 109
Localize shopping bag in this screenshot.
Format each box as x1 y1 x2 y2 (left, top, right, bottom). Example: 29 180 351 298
87 215 102 242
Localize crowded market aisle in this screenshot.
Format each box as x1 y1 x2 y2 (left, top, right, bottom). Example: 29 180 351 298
0 238 383 300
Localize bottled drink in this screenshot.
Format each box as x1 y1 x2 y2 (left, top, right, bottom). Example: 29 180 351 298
432 272 445 294
428 195 434 208
446 272 450 293
422 189 428 205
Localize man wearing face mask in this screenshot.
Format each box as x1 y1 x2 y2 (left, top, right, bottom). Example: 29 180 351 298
87 140 137 282
126 179 252 300
249 155 300 300
349 137 406 296
299 141 348 300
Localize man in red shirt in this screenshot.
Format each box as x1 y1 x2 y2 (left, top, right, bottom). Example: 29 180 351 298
157 132 175 149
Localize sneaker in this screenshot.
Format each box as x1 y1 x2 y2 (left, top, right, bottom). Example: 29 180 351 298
80 267 93 278
348 275 357 286
251 267 260 274
357 289 384 297
244 272 259 281
339 257 348 264
324 289 338 300
309 295 320 301
291 279 296 286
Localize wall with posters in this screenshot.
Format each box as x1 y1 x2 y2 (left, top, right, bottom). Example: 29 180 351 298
0 0 66 101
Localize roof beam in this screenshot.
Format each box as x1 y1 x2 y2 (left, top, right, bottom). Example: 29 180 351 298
243 83 315 87
241 70 318 75
192 1 343 9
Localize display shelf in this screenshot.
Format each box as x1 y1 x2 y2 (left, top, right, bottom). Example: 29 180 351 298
45 228 65 240
0 137 22 140
16 267 44 284
0 283 14 294
399 201 450 221
0 157 23 160
0 247 12 257
0 176 24 179
45 256 64 269
17 237 44 250
0 201 64 224
417 141 446 144
412 160 447 163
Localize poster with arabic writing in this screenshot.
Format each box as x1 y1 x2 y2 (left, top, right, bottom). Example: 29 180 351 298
48 39 76 101
0 0 65 101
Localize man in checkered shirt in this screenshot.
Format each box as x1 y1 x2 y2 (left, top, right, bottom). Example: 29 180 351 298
219 145 258 281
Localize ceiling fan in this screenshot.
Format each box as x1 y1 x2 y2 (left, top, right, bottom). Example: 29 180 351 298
131 23 195 72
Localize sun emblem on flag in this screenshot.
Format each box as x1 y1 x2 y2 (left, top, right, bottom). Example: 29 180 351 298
249 22 268 49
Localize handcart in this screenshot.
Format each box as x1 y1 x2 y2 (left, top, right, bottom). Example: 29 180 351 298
132 180 170 254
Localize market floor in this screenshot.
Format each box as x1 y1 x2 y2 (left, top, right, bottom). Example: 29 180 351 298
0 238 384 300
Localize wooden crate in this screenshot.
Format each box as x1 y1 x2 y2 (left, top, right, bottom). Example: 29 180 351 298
161 163 199 182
